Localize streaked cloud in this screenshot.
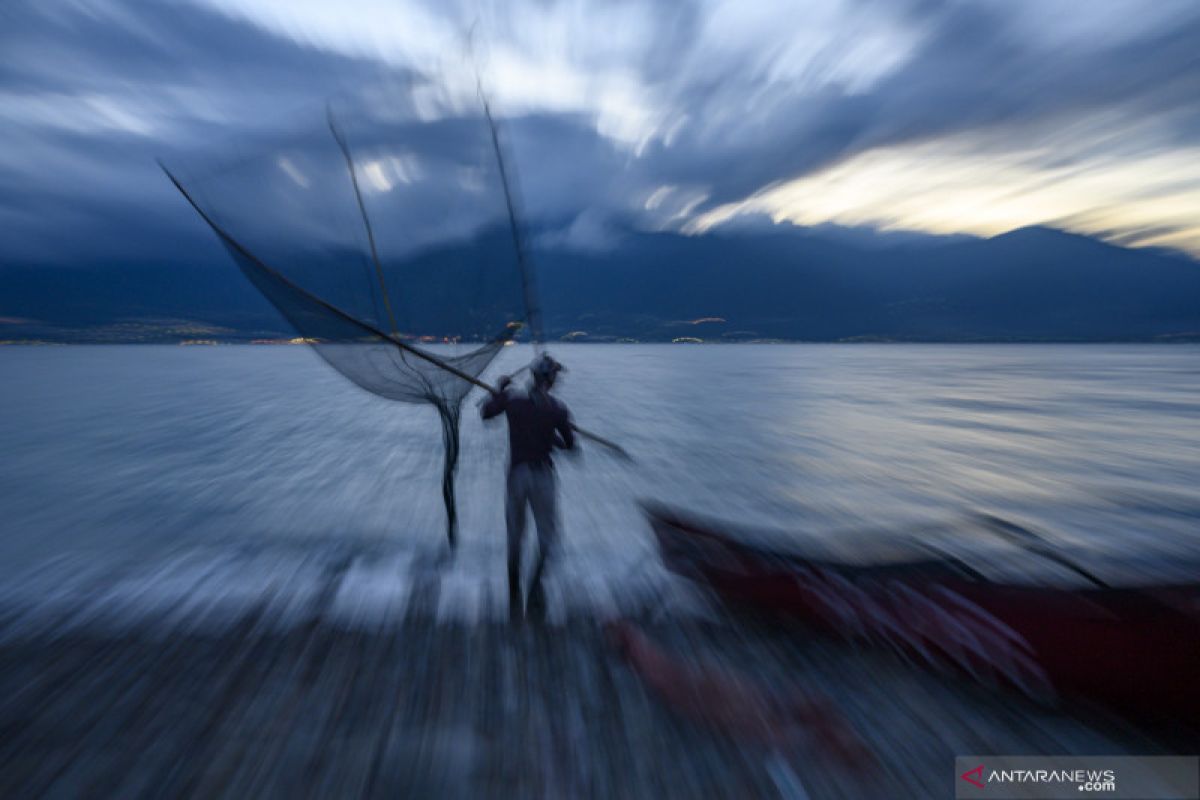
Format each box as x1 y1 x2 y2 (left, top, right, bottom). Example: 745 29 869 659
690 118 1200 254
1 0 1198 260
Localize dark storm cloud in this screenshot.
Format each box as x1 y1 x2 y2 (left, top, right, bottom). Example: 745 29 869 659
2 0 1199 262
0 0 388 118
0 0 394 261
636 0 1200 209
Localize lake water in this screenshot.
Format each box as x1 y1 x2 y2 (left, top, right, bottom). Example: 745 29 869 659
1 344 1198 620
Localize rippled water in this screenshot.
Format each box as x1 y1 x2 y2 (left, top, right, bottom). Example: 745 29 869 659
1 344 1198 593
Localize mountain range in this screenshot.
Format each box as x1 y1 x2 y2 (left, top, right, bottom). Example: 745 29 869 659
2 224 1198 343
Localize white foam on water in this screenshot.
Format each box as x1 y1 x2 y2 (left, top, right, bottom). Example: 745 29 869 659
0 543 718 641
436 568 504 625
68 547 326 637
69 552 232 635
328 554 416 632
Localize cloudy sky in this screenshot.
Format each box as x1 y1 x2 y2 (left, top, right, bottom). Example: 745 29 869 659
3 0 1199 264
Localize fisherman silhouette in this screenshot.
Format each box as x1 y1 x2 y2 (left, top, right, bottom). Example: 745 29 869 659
482 353 576 621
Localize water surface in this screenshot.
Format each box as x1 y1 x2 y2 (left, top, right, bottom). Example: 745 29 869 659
1 344 1197 599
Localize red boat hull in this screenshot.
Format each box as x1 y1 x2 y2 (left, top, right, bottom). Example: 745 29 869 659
647 505 1200 719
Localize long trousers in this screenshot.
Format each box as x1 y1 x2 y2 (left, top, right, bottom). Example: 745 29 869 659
506 463 558 594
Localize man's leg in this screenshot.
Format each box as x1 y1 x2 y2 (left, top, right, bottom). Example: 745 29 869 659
525 467 559 618
505 466 530 619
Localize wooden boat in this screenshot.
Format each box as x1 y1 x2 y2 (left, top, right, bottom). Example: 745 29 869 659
645 503 1200 719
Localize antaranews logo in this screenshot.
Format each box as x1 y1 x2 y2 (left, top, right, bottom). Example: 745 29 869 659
961 764 985 789
955 756 1198 799
965 766 1115 792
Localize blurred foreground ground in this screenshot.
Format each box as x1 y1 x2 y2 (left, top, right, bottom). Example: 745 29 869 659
0 543 1184 800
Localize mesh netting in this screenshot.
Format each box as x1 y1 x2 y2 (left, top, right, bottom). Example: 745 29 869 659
164 81 531 547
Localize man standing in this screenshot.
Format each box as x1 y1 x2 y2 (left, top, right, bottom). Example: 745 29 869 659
481 353 575 620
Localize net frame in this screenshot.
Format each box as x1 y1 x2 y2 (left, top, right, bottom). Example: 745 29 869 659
162 83 534 548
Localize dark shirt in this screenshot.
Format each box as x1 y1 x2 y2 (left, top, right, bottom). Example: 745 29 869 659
481 387 575 469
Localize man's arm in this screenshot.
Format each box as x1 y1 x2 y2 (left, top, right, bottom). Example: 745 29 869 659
481 376 512 420
555 402 576 450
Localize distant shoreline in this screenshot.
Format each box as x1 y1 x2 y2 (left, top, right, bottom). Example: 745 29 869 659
3 337 1199 346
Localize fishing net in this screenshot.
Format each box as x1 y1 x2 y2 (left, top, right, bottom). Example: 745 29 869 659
163 81 533 547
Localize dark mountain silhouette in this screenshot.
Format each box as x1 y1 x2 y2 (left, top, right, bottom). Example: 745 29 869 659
535 225 1200 341
2 225 1198 342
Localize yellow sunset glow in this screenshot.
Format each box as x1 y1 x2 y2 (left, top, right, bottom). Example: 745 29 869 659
691 136 1200 254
